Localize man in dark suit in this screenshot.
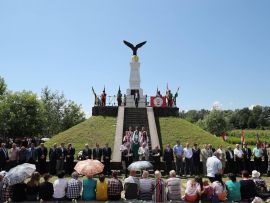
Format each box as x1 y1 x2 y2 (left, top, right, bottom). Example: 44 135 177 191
65 143 75 175
163 144 174 175
82 144 92 160
152 145 162 171
102 143 111 176
93 143 103 161
56 143 67 174
36 143 48 174
242 143 252 173
225 146 235 174
0 143 9 170
192 143 201 175
49 143 57 175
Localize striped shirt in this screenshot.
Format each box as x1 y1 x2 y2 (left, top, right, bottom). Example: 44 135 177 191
166 177 181 200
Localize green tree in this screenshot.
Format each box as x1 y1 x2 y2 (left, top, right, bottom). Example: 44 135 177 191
0 76 7 97
62 101 85 130
0 91 44 139
204 110 229 136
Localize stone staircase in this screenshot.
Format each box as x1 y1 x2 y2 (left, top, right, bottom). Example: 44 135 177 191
123 107 152 155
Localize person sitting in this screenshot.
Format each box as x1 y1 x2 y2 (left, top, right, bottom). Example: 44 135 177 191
252 170 270 199
124 169 140 200
166 170 181 201
1 182 13 202
152 170 166 202
53 170 67 201
240 170 256 201
96 174 108 201
212 173 227 201
26 172 41 201
66 172 82 200
12 182 27 202
225 173 241 202
82 174 97 201
108 171 123 200
184 176 201 202
139 170 152 200
39 173 54 201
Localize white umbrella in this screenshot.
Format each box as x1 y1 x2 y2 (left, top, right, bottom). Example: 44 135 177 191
4 163 36 185
41 137 50 142
128 161 153 171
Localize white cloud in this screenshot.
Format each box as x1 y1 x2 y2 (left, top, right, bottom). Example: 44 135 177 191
212 101 222 111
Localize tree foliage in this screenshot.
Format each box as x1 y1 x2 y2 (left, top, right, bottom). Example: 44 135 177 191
0 77 86 139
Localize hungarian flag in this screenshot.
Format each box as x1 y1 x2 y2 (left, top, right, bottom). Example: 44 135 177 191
241 129 245 144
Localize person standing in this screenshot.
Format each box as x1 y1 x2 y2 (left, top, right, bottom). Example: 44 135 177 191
134 90 140 108
139 126 148 146
93 143 103 161
152 145 162 171
206 152 223 182
253 143 264 173
49 143 57 175
36 143 48 174
82 144 92 160
65 143 75 175
192 143 201 175
201 144 210 176
173 140 183 176
163 144 174 175
138 143 149 161
27 143 37 164
225 146 235 174
103 143 111 176
267 144 270 176
123 143 133 177
183 143 193 176
216 145 226 171
18 146 28 164
132 127 140 161
56 143 67 174
0 143 9 171
242 143 252 173
101 90 107 107
234 144 244 175
9 143 19 169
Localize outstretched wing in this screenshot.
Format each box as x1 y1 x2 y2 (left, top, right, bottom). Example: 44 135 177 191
123 40 135 49
135 41 147 49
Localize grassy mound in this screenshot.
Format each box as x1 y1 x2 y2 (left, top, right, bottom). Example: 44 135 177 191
45 116 117 154
159 117 228 149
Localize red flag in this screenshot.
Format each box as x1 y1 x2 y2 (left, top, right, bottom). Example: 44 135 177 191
221 132 227 141
241 129 245 144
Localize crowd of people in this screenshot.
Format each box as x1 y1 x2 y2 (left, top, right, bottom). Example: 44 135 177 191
0 141 112 176
1 168 270 202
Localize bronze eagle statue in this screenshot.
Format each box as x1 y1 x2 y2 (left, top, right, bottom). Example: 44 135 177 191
123 40 147 56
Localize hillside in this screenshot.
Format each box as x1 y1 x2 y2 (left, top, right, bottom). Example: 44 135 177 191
158 117 227 149
45 116 117 155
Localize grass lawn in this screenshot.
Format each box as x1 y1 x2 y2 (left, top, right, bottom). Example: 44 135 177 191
45 116 117 155
159 117 229 149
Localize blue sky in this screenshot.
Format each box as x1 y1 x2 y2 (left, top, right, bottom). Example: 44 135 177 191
0 1 269 117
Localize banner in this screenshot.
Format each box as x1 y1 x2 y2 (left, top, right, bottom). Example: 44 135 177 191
150 96 166 107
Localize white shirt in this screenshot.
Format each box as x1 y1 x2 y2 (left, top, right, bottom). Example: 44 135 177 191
206 156 222 177
183 147 193 159
53 178 68 198
234 148 243 158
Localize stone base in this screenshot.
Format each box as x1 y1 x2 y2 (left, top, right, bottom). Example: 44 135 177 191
126 95 146 107
126 88 146 107
153 107 179 117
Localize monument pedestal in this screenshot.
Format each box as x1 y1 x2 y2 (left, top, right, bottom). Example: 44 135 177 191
126 58 146 107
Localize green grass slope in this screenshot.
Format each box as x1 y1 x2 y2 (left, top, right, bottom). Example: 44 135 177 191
45 116 117 154
159 117 228 149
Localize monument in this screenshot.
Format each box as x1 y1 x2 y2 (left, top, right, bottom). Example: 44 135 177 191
123 40 147 107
